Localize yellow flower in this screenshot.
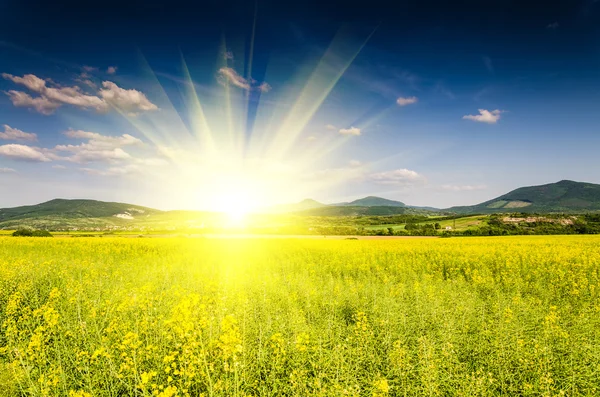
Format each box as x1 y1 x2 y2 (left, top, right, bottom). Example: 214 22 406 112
372 377 390 396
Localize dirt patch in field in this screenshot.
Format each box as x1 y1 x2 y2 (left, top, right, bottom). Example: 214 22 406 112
502 216 575 225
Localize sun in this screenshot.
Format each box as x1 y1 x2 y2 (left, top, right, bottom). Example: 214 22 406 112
217 194 254 228
201 174 265 228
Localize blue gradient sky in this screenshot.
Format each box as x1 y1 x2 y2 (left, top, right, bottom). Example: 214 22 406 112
1 0 599 210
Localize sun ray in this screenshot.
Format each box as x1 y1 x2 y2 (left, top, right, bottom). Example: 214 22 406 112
266 26 377 160
179 52 217 156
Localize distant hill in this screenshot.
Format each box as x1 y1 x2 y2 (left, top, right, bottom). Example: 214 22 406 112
297 206 419 216
0 199 160 220
448 180 600 213
267 199 326 213
335 196 406 207
0 199 161 229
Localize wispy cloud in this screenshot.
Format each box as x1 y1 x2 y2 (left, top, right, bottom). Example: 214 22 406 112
396 96 418 106
462 109 504 124
339 126 361 136
257 82 272 93
326 124 337 131
368 168 425 186
547 22 560 29
0 167 16 173
106 66 118 75
80 164 141 177
435 82 456 100
217 67 271 93
483 56 494 74
0 125 37 142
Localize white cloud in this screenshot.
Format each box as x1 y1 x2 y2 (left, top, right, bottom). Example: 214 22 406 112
106 66 118 75
307 135 317 141
339 126 361 136
349 160 362 167
462 109 504 124
82 66 98 72
547 22 559 29
396 96 418 106
63 129 142 147
369 168 425 186
0 125 37 141
0 126 165 177
5 90 61 115
99 81 158 115
3 73 47 91
62 147 131 163
441 184 487 191
325 124 337 131
224 51 234 60
0 144 53 162
217 67 271 93
2 73 157 116
55 130 142 164
0 167 16 173
3 73 107 113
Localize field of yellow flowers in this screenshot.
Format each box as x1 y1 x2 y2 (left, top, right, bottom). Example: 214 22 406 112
1 236 599 396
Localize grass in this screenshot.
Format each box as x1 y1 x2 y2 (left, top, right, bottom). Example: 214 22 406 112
362 215 488 232
432 215 488 230
1 236 599 396
363 224 406 231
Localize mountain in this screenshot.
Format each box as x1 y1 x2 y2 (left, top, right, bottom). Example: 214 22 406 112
448 180 600 213
0 199 161 229
296 206 414 216
267 199 327 213
335 196 406 207
0 199 160 220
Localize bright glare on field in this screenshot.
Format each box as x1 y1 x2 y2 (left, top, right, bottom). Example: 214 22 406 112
201 175 263 227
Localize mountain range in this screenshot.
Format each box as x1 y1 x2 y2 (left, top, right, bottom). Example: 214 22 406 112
447 180 600 214
2 180 600 230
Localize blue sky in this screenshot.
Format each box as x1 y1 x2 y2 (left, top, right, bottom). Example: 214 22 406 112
1 0 599 210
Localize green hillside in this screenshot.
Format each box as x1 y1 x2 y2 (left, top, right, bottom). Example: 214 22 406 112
0 199 162 229
336 196 406 207
448 180 600 214
0 199 160 220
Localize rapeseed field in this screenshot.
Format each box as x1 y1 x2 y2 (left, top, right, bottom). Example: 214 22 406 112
1 236 599 396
